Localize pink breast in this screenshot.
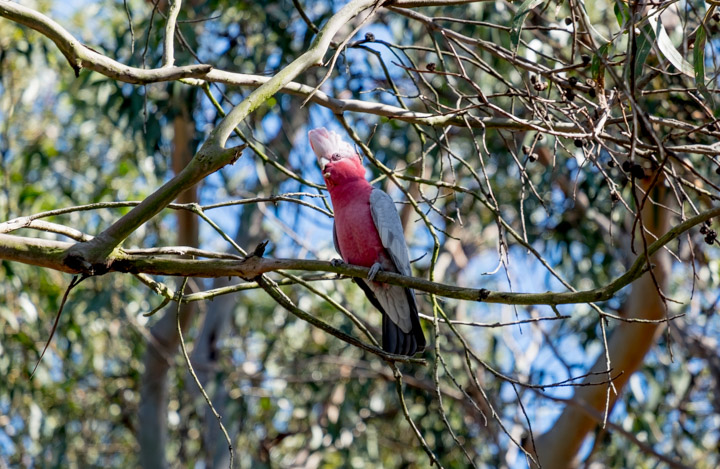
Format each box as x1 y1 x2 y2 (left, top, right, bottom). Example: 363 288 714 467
329 181 385 268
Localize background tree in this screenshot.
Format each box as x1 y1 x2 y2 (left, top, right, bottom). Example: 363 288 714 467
1 0 719 467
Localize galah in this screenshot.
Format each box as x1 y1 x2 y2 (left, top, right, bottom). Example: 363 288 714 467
309 127 426 356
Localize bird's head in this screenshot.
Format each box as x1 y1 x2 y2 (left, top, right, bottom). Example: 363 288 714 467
308 127 365 186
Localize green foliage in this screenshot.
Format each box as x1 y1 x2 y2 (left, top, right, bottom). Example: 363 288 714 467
1 1 720 468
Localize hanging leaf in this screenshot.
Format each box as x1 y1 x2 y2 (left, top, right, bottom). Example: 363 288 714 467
510 0 545 48
576 0 610 43
647 12 694 77
694 24 711 102
591 42 610 81
614 1 630 28
630 25 654 82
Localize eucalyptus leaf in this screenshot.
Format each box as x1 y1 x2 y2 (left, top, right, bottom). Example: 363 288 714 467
694 24 711 102
510 0 545 48
591 42 611 81
630 25 654 83
647 12 694 77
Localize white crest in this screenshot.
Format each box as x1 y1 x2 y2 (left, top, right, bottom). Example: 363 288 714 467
308 127 357 169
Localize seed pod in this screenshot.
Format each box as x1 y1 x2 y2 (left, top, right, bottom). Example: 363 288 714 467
365 32 375 42
704 231 716 245
581 54 591 65
631 164 645 179
426 63 437 72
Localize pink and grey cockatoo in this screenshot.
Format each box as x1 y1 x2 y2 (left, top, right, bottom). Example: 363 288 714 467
309 127 426 356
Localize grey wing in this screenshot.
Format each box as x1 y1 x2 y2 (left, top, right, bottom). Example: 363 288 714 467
368 189 415 334
365 190 426 354
369 189 412 276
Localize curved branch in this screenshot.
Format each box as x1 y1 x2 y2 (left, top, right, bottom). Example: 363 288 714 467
0 0 590 135
0 0 212 83
184 72 586 133
7 0 718 143
61 0 377 268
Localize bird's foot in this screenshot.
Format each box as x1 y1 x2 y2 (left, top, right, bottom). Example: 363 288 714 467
368 262 382 281
331 258 345 267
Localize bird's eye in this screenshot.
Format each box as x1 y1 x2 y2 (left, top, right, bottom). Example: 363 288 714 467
331 153 341 161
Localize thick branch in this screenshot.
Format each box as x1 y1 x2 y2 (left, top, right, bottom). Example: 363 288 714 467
61 0 376 268
6 0 719 144
2 204 716 306
0 0 212 83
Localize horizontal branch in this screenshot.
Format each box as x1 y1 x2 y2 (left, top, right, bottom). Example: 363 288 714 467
60 0 377 268
0 194 332 235
1 204 716 306
184 71 585 133
6 0 719 144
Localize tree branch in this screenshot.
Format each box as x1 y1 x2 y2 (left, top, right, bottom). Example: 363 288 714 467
0 0 212 83
1 204 717 306
61 0 377 268
5 0 719 145
183 72 588 133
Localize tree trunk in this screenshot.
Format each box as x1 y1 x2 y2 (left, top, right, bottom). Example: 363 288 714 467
531 178 671 467
138 91 198 469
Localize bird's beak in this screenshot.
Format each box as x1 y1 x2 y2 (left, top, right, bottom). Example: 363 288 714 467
317 155 331 171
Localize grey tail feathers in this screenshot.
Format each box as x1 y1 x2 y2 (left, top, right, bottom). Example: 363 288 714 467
381 288 425 356
355 278 425 356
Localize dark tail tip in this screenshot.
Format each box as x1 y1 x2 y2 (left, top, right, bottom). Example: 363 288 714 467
382 313 425 356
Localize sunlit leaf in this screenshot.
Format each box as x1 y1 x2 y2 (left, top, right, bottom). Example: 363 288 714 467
647 12 694 77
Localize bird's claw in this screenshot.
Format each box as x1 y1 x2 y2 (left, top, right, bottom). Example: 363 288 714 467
331 258 345 267
368 262 382 281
